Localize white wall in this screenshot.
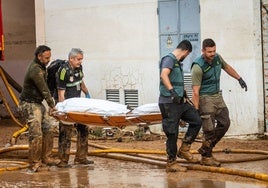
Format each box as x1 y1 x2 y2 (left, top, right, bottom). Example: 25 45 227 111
200 0 263 135
40 0 159 105
38 0 265 135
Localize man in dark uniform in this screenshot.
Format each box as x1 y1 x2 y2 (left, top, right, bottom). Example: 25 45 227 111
56 48 92 167
158 40 202 172
18 45 59 172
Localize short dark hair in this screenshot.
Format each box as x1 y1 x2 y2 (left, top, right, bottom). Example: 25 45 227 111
176 40 192 52
202 38 216 49
34 45 51 58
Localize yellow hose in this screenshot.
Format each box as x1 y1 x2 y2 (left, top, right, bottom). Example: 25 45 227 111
90 149 165 155
0 66 29 143
0 67 19 106
186 164 268 181
11 125 29 145
0 160 29 172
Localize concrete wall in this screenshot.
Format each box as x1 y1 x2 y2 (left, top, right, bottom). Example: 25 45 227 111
0 0 35 117
200 0 263 135
39 0 159 105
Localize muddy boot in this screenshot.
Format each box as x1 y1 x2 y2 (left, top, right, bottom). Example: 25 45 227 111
57 151 71 168
42 132 60 166
200 156 221 167
28 136 42 172
177 142 199 163
74 158 94 165
166 159 187 172
74 124 93 165
57 160 71 168
28 162 42 173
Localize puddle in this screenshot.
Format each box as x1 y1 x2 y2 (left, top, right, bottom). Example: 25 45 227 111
0 157 267 188
175 179 268 188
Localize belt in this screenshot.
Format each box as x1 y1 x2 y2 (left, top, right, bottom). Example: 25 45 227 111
20 98 42 104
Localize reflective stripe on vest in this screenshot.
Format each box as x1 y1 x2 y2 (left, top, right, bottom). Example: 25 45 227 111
193 54 222 95
66 80 82 87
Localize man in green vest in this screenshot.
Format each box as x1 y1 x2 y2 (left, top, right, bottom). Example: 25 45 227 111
159 40 202 172
191 38 247 167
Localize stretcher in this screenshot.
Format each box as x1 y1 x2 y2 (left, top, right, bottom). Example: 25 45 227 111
53 111 162 128
53 98 162 128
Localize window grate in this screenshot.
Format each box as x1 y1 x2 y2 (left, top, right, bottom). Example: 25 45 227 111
124 89 138 108
106 89 120 103
184 73 192 99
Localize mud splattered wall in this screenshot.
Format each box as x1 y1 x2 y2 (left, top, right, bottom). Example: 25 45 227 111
0 0 35 117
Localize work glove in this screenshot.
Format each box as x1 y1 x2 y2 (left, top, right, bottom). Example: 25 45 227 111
183 90 188 98
169 88 182 104
238 77 247 91
85 93 91 98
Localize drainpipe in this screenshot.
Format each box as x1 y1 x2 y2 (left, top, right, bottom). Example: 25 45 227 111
261 0 268 132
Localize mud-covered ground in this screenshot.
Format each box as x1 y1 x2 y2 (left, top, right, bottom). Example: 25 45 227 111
0 118 268 187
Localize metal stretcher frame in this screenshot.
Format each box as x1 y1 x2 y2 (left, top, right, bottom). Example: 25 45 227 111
53 111 162 128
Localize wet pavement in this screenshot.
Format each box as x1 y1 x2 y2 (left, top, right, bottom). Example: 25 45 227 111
0 156 267 188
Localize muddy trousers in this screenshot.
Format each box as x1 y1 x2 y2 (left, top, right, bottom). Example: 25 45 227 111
199 107 230 157
159 102 202 160
58 123 89 163
18 101 54 167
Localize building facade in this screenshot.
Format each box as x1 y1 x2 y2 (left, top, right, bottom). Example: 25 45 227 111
0 0 267 135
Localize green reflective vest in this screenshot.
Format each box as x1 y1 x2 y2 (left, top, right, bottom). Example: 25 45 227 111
159 53 184 97
192 54 222 95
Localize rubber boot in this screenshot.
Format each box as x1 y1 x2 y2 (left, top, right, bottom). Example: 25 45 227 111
28 136 42 172
42 132 60 166
74 124 94 165
177 142 199 163
57 123 72 168
57 152 71 168
200 156 221 167
166 159 187 172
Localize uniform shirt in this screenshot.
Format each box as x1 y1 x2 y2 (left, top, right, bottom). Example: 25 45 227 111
20 59 55 108
57 62 84 99
191 54 227 86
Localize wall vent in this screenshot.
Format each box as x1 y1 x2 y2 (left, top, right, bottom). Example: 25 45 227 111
184 73 192 98
106 89 120 103
124 89 138 108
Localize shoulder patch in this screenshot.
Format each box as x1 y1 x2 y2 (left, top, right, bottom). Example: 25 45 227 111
60 68 67 80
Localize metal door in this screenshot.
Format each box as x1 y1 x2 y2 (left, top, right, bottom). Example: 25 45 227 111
158 0 200 73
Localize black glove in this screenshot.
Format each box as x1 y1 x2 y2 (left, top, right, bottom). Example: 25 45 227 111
169 88 182 104
238 77 247 91
183 90 188 98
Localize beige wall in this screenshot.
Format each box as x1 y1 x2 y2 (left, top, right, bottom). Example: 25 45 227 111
41 0 159 104
0 0 36 116
200 0 263 135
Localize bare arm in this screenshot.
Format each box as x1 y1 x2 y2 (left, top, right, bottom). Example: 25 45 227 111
223 63 247 91
223 63 241 80
58 89 65 102
160 68 173 90
192 85 201 110
81 80 89 95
